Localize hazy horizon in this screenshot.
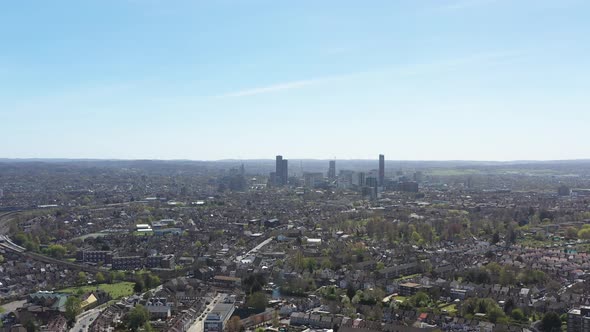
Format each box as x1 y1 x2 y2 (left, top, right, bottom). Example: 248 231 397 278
1 157 589 163
1 0 589 160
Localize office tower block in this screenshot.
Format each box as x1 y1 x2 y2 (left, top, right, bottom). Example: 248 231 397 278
379 154 385 186
274 155 289 186
328 160 336 179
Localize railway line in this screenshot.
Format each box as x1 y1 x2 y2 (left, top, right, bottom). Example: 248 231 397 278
0 234 26 252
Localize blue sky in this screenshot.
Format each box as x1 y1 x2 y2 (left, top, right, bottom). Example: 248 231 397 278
1 0 588 160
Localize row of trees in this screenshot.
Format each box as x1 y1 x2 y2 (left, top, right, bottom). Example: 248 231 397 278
461 297 507 323
242 272 269 312
133 272 161 293
463 263 551 287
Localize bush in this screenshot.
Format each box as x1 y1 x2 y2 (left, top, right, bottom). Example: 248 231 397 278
511 308 525 321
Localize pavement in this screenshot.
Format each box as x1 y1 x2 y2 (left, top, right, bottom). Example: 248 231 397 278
187 294 223 332
0 300 26 313
236 237 273 263
70 308 101 332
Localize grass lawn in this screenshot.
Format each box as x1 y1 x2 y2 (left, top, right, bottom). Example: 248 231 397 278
133 231 153 236
393 296 407 303
439 303 458 314
59 282 135 300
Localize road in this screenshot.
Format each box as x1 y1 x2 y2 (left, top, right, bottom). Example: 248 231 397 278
0 211 19 235
70 308 101 332
236 237 274 263
187 294 223 332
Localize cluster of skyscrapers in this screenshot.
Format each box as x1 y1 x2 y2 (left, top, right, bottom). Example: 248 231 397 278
267 153 419 199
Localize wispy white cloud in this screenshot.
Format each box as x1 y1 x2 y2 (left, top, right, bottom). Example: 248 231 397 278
215 50 522 98
215 78 327 98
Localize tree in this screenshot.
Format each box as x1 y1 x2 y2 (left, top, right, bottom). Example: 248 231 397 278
134 280 144 293
0 254 4 263
95 272 106 284
65 296 82 323
143 322 155 332
488 307 505 323
321 258 333 270
227 316 243 332
46 244 67 258
577 228 590 240
491 232 500 244
506 223 518 245
242 273 267 295
411 231 422 244
499 268 516 286
77 271 87 285
409 291 431 308
142 273 160 289
23 319 37 332
503 298 515 314
541 312 561 332
346 286 356 300
511 308 525 321
565 227 578 239
246 292 268 312
306 258 317 273
126 304 150 332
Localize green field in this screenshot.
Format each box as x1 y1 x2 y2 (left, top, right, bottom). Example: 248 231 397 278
393 295 407 303
133 231 153 236
59 282 134 299
439 303 458 314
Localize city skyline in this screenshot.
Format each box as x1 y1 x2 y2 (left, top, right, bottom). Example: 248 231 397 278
1 0 589 161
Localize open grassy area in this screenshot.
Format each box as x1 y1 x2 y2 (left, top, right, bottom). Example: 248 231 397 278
133 231 153 236
393 295 407 303
59 282 134 300
439 303 458 314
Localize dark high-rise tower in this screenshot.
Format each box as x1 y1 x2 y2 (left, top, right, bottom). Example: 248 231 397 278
275 155 283 186
328 160 336 179
379 154 385 186
281 159 288 185
275 155 288 186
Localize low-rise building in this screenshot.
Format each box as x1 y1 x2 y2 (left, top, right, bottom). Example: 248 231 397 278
76 250 113 264
145 298 172 320
204 302 235 332
112 256 142 270
146 254 175 270
568 306 590 332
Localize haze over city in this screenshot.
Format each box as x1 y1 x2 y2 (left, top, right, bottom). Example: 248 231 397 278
1 0 589 161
